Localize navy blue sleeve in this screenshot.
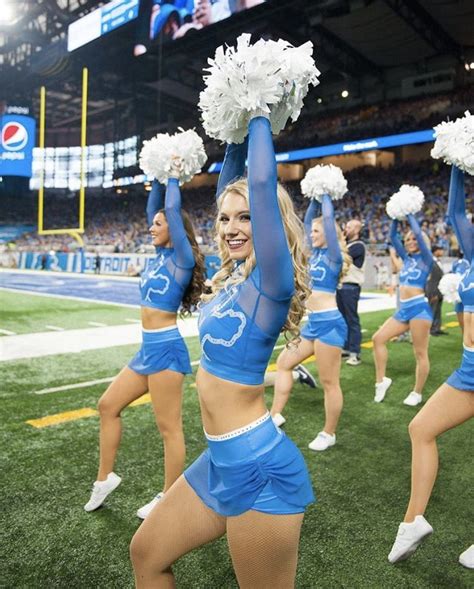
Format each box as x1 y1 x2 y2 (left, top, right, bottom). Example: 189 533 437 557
216 138 248 199
304 199 321 247
165 178 195 269
146 179 165 227
321 194 342 264
348 242 365 268
448 166 472 262
389 220 407 260
407 214 433 269
247 116 294 300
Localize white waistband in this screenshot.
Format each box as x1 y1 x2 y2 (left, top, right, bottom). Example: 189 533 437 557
463 344 474 353
400 294 426 303
204 412 271 441
142 325 178 333
309 307 339 314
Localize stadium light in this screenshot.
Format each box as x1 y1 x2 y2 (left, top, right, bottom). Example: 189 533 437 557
0 2 13 23
317 98 322 104
341 90 349 98
470 62 474 70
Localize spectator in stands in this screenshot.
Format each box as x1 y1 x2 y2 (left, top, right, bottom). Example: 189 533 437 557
95 252 101 274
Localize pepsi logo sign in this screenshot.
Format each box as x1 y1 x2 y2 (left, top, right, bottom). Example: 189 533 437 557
2 122 28 151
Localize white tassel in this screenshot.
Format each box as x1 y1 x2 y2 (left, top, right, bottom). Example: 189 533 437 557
139 128 207 185
199 33 321 144
438 273 462 303
300 164 348 202
386 185 425 220
431 111 474 175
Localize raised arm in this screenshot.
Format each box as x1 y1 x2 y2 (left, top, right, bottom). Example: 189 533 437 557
216 137 248 199
247 116 293 299
407 214 432 268
389 220 406 260
304 199 321 247
165 178 195 269
146 180 165 227
321 194 342 264
448 166 472 261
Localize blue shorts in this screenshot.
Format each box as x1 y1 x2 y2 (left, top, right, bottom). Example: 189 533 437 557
128 327 192 375
393 295 433 323
184 414 315 517
300 308 348 348
454 302 464 314
446 346 474 392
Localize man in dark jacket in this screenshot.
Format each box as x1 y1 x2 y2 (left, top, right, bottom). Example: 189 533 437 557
426 244 446 336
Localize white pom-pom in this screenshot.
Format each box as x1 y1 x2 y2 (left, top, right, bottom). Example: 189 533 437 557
386 185 425 220
139 128 207 185
431 111 474 175
199 33 321 144
439 273 462 303
300 164 348 202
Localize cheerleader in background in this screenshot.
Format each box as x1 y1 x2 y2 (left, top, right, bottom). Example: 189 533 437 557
388 165 473 568
451 253 470 332
271 165 350 452
372 187 433 407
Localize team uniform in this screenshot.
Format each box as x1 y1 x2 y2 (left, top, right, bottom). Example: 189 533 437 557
452 257 470 315
389 215 434 323
128 178 193 376
184 116 314 516
300 197 348 348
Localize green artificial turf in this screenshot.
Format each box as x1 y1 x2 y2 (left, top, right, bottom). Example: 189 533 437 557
1 297 472 588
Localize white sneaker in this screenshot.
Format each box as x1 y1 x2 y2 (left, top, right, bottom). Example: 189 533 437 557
403 392 423 406
136 492 164 520
346 354 361 366
272 413 286 427
374 377 392 403
84 472 122 512
459 544 474 569
388 515 433 563
308 431 336 452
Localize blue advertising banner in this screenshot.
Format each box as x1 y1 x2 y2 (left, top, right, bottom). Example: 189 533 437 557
0 115 36 178
207 128 436 173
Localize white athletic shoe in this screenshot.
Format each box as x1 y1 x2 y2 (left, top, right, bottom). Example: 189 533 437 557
136 492 164 520
374 377 392 403
459 545 474 569
272 413 286 427
84 472 122 512
308 431 336 452
388 515 433 563
346 354 361 366
403 392 423 407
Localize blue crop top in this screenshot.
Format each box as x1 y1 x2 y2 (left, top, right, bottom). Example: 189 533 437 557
198 117 294 386
140 178 195 312
390 215 433 289
304 196 342 294
448 166 474 312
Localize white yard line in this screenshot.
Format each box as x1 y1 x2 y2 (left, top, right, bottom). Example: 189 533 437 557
125 318 141 323
87 321 107 327
0 328 16 335
44 325 65 331
0 287 140 309
446 311 456 316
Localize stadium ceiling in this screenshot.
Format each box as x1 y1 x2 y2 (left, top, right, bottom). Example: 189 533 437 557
1 0 473 147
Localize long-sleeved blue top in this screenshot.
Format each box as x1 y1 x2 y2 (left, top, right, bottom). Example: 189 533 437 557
140 178 195 312
305 195 342 294
389 215 433 289
199 117 294 385
448 166 474 311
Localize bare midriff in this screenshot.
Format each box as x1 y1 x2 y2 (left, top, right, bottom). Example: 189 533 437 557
141 306 178 330
399 285 425 301
196 366 268 436
306 290 337 312
464 311 473 348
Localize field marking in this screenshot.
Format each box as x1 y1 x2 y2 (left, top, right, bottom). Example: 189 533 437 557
129 393 151 407
88 321 107 327
0 328 16 335
446 311 456 316
125 318 141 323
44 325 65 331
34 377 115 395
27 407 98 428
443 321 459 328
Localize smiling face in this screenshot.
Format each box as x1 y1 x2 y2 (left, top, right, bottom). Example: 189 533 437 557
404 230 420 254
149 211 171 248
311 219 326 248
218 191 253 261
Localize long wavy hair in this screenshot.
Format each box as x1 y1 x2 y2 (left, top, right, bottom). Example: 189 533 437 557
312 216 352 283
160 208 206 316
404 229 431 253
202 179 310 342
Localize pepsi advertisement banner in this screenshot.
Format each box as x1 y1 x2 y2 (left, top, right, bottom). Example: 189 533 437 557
0 115 36 178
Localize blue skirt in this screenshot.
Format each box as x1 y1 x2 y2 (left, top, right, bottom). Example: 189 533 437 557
300 308 347 348
128 327 192 375
184 414 315 517
394 295 433 323
454 302 464 314
446 346 474 392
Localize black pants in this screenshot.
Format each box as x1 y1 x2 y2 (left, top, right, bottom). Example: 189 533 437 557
430 295 443 333
336 284 362 355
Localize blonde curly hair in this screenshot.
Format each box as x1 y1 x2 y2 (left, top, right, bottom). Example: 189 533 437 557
312 216 352 284
202 179 310 342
